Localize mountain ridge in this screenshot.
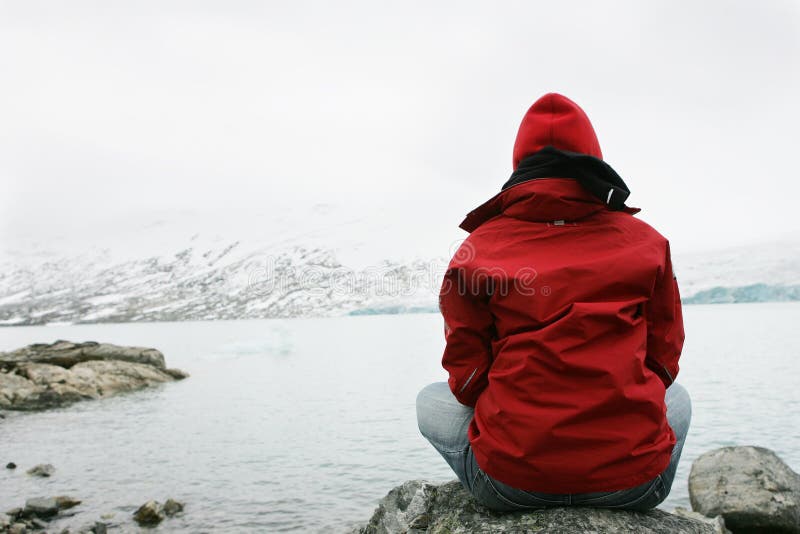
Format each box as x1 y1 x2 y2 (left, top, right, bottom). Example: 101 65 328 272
2 213 798 326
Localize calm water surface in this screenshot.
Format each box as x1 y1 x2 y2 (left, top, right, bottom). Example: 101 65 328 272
1 303 799 532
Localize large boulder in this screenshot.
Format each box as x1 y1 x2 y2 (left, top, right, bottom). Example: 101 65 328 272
353 480 716 534
689 446 800 533
0 340 166 370
0 341 188 411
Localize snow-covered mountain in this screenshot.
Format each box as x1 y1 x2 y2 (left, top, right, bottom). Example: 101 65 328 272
1 209 798 326
0 205 456 326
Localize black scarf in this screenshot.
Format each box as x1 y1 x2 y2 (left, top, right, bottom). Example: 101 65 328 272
502 146 631 210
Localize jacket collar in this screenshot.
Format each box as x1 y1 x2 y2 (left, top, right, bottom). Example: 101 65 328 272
459 178 640 233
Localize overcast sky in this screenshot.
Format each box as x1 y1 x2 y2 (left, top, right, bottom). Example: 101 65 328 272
1 0 799 257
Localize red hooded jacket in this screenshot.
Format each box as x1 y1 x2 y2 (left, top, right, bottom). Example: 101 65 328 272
440 93 684 493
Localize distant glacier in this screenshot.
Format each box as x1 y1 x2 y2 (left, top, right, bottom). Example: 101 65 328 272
682 283 800 305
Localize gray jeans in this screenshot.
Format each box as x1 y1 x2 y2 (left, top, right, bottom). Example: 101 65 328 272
416 381 691 512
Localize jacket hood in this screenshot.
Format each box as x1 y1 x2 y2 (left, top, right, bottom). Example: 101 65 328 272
513 93 602 169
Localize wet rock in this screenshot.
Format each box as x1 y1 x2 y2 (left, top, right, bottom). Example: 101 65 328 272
8 523 27 534
26 464 55 477
0 340 187 411
24 497 59 518
5 508 23 521
163 498 184 517
163 368 190 380
673 507 731 534
133 500 164 526
690 445 800 533
354 480 716 533
73 521 108 534
0 340 166 370
6 462 16 469
54 496 81 511
29 517 48 529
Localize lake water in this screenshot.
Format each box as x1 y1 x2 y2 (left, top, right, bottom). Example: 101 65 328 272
1 303 799 532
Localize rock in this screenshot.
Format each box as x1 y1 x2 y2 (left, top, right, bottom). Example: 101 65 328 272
162 498 184 517
24 497 60 517
0 512 9 529
0 340 166 370
5 508 23 521
354 480 716 534
673 507 731 534
29 517 49 529
8 523 27 534
92 521 108 534
689 446 800 533
0 354 183 411
54 496 82 511
0 339 182 411
133 500 164 526
26 464 55 477
6 462 16 469
163 368 190 380
0 372 44 410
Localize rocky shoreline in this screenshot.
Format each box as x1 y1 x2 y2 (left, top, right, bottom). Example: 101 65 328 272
353 446 800 534
1 340 189 532
0 340 188 411
1 480 185 533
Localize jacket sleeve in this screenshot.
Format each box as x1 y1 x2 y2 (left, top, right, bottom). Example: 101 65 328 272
645 241 685 388
439 262 495 407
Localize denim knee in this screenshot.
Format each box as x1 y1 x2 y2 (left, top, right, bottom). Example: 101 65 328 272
415 382 446 439
665 382 692 442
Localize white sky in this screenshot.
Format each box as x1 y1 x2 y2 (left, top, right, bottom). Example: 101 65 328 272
1 0 799 257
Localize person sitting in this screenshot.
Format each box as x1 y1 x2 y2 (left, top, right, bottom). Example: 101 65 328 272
416 92 691 511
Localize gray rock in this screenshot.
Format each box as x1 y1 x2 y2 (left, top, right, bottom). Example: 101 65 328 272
8 523 27 534
54 496 81 511
162 498 184 517
163 368 190 380
24 497 59 517
0 340 166 370
673 507 731 534
29 517 48 529
354 480 716 534
26 464 55 477
0 353 186 411
133 500 164 526
6 462 16 469
690 445 800 533
0 511 9 529
5 507 23 521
